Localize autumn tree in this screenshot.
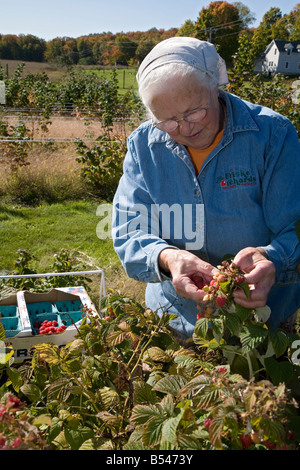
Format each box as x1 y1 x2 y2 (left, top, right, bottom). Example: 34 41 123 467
195 1 253 63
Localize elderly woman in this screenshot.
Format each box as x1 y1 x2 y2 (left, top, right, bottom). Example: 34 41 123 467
112 37 300 339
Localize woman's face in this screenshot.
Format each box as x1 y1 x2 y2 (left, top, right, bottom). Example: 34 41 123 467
147 75 221 150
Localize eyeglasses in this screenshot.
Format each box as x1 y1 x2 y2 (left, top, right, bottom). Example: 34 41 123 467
152 103 210 133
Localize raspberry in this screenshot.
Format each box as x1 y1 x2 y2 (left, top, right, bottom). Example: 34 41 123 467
235 275 244 284
203 418 213 429
35 319 66 334
217 366 228 374
239 434 252 449
0 437 5 446
11 437 22 449
262 440 276 449
216 296 226 307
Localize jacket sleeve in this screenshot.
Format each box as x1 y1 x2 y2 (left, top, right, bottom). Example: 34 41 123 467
259 118 300 284
112 136 177 283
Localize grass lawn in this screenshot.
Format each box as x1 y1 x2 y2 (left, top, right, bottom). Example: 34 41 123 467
0 200 110 269
0 200 146 303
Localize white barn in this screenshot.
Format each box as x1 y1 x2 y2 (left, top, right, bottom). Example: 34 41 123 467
254 39 300 75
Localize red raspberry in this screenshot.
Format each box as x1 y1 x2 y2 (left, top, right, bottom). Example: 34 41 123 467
239 434 252 449
203 418 213 429
0 437 5 446
52 320 58 327
11 437 22 449
235 275 244 284
217 366 228 374
216 296 226 307
263 440 276 449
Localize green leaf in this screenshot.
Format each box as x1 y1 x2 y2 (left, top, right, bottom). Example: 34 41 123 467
264 357 294 386
219 280 232 294
98 387 120 409
67 339 85 355
268 329 289 358
6 366 23 392
254 305 271 323
20 383 43 403
210 317 224 343
235 303 252 322
195 385 221 409
130 404 163 425
179 374 210 398
64 424 94 450
240 324 268 353
47 377 73 402
222 312 241 336
143 416 165 447
152 374 188 396
161 409 184 445
173 354 203 370
133 380 158 405
193 317 209 339
238 281 250 299
147 346 172 363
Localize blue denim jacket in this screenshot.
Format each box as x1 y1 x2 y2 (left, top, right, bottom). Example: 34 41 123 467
112 90 300 338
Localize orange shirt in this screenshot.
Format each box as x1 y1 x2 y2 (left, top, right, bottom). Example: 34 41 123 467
188 129 224 174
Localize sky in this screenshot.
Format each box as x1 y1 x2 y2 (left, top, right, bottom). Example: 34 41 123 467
0 0 298 40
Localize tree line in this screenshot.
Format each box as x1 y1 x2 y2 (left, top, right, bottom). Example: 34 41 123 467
0 1 299 67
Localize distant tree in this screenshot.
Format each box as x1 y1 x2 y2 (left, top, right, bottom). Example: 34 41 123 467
135 40 155 63
177 19 196 37
251 7 283 57
194 1 250 63
288 3 300 40
17 34 46 61
232 1 256 27
114 36 137 64
0 35 20 60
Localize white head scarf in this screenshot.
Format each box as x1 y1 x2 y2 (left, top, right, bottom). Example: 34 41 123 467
136 37 228 87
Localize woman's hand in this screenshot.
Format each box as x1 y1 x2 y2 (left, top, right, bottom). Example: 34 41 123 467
233 247 275 308
158 248 218 303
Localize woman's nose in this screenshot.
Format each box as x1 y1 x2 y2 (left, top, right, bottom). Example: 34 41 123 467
178 118 194 134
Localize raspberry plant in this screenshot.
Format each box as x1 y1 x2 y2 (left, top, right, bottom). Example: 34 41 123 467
1 287 300 450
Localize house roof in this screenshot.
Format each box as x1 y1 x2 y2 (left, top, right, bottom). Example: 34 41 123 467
271 39 300 53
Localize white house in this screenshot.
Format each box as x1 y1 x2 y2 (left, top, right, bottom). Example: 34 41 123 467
254 39 300 75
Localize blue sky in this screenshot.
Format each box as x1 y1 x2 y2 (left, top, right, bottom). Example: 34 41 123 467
0 0 298 40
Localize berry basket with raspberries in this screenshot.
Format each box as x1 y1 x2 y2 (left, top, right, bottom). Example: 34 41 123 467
33 319 67 335
27 300 84 336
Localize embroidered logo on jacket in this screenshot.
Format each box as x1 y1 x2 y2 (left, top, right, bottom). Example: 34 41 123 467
216 168 257 189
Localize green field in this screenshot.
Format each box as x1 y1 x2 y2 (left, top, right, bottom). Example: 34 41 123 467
0 200 146 303
0 59 138 92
